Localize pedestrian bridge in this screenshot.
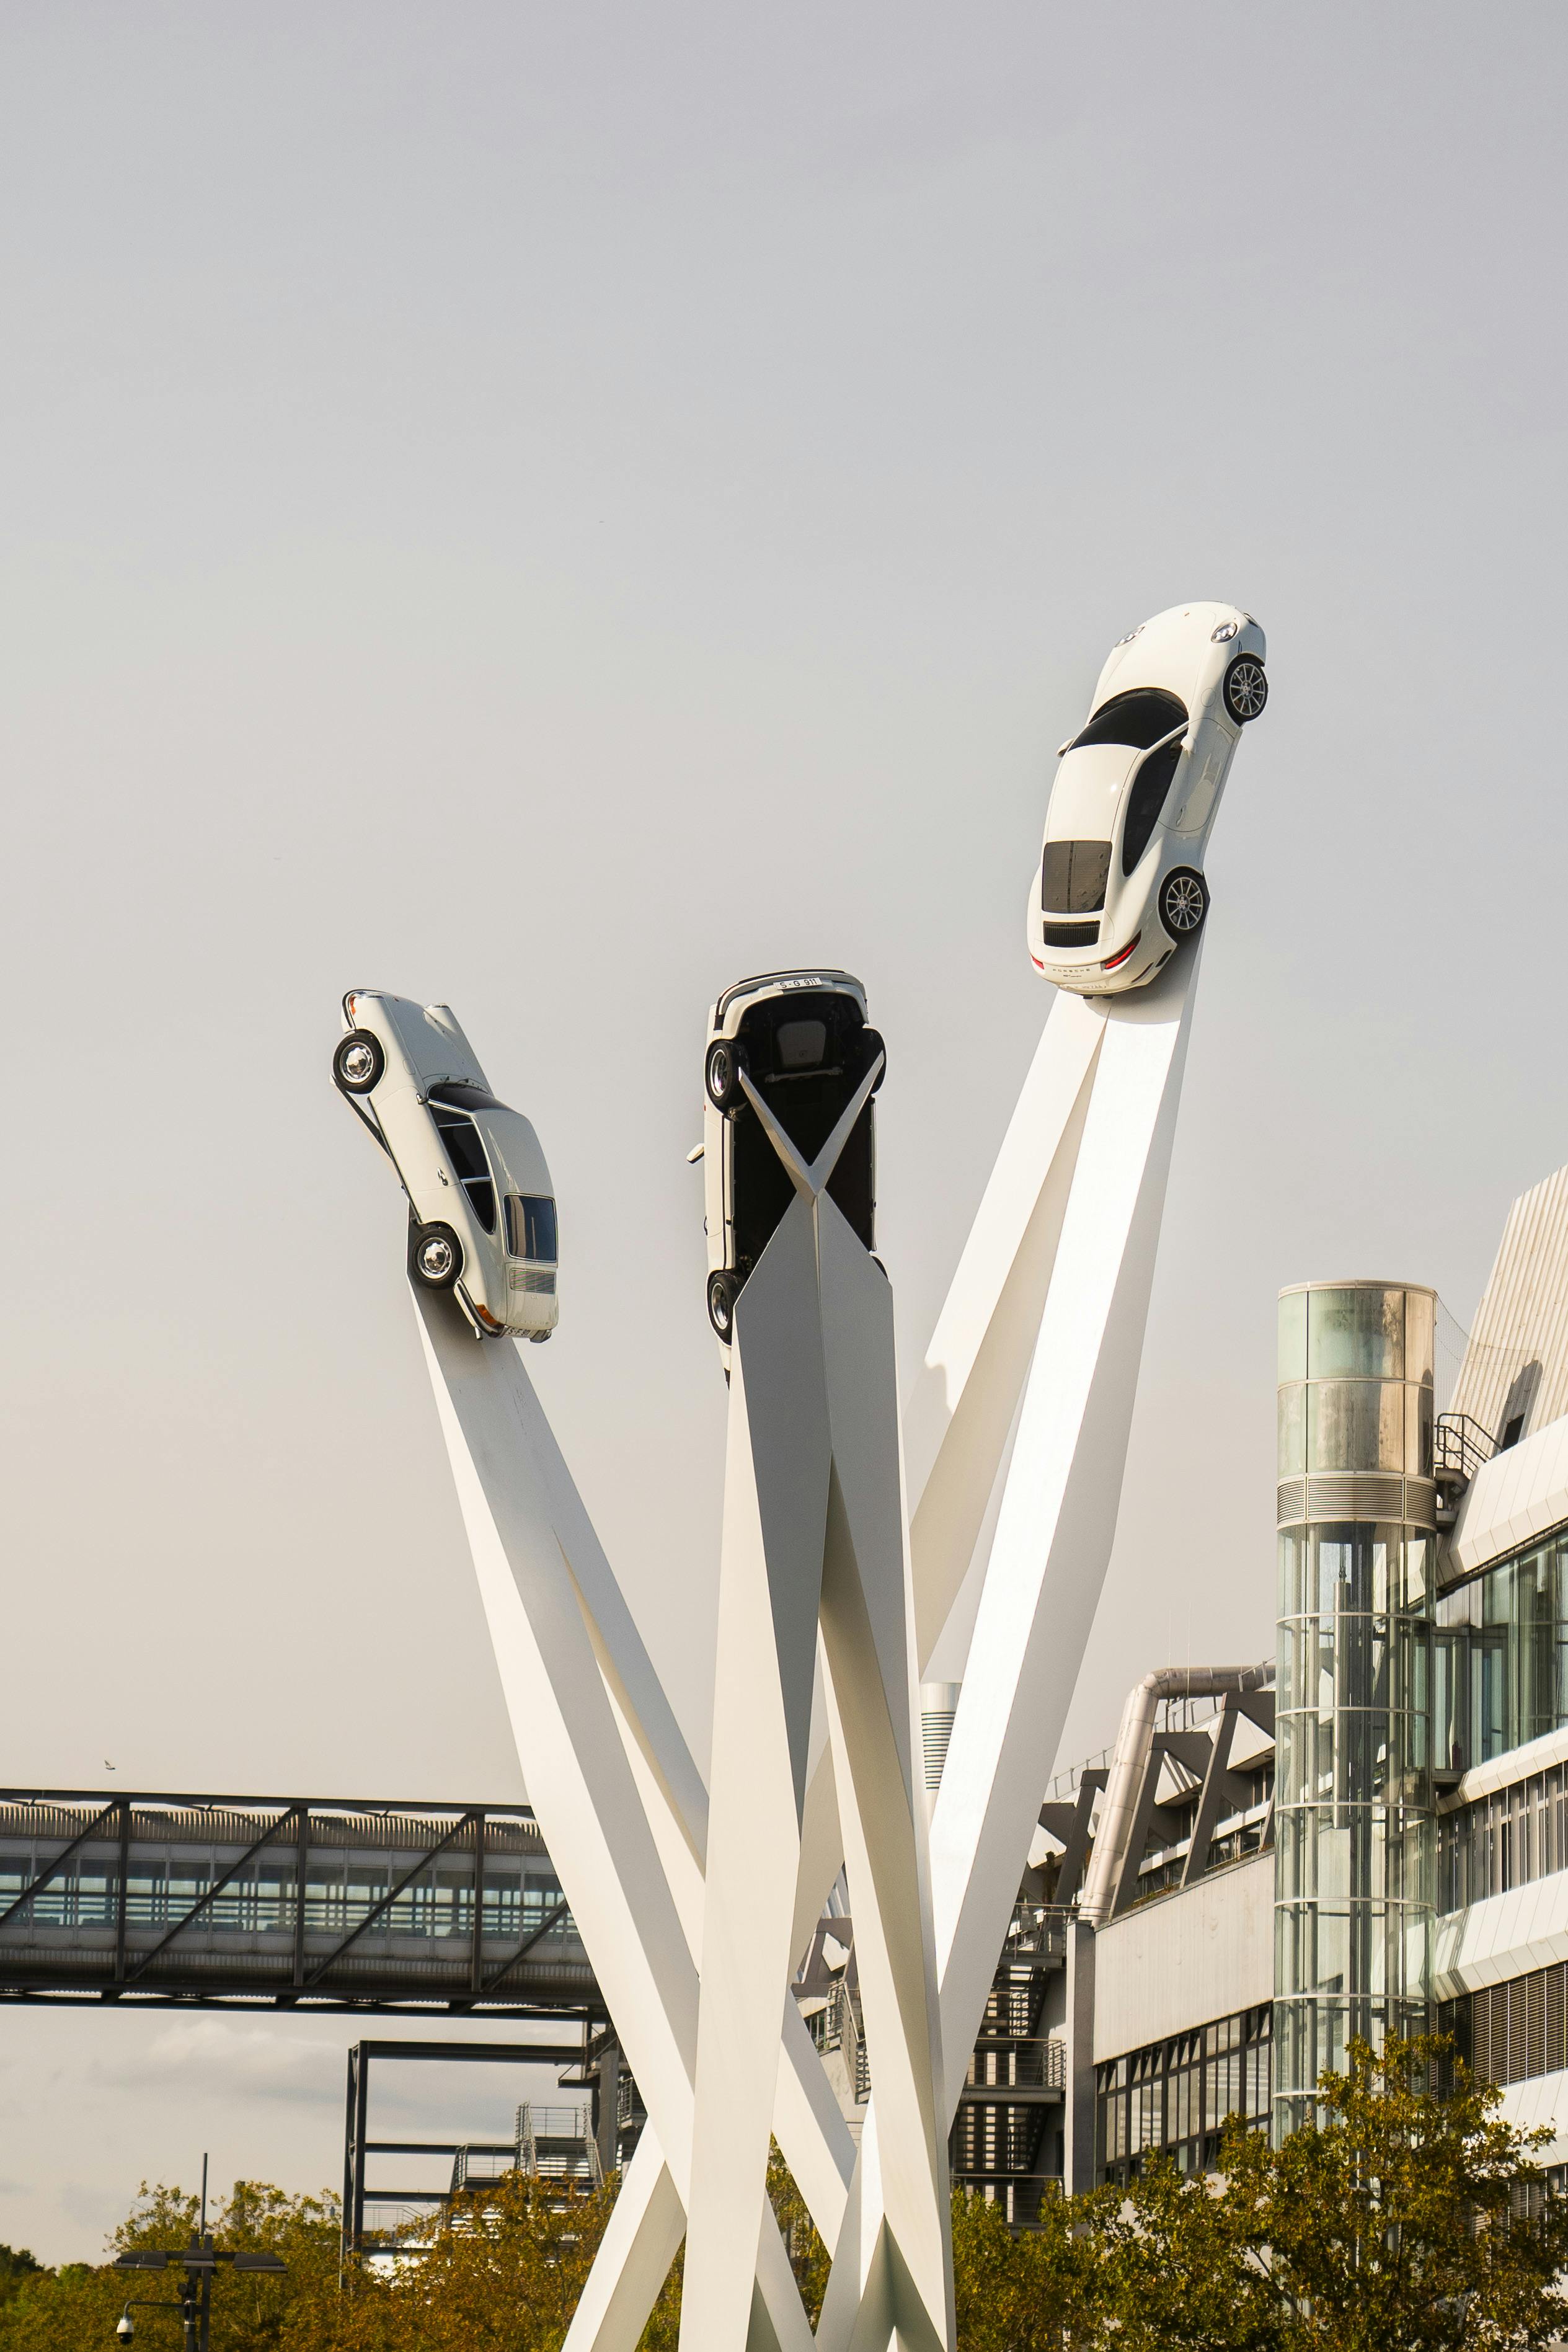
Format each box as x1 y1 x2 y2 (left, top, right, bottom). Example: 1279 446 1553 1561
0 1790 597 2017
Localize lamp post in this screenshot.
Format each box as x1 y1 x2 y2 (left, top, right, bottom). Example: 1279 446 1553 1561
113 2159 285 2350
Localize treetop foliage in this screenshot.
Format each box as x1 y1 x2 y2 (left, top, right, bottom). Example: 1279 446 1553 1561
0 2036 1562 2350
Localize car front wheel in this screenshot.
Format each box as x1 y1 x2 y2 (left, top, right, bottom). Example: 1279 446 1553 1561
410 1222 463 1289
706 1270 739 1339
333 1029 385 1093
705 1039 748 1111
1223 655 1268 722
1158 867 1209 941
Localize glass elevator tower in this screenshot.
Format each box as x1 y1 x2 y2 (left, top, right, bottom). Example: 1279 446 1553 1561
1273 1281 1436 2136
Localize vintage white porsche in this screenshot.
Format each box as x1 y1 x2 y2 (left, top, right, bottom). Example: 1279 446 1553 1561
698 969 883 1367
1027 602 1267 995
332 991 559 1341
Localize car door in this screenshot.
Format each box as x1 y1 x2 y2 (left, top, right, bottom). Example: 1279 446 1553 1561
1167 718 1235 838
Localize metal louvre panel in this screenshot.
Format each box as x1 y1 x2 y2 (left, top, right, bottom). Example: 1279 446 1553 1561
1528 1970 1548 2080
1472 1982 1497 2082
1404 1480 1438 1529
1275 1479 1306 1525
1303 1472 1407 1521
1470 1963 1568 2087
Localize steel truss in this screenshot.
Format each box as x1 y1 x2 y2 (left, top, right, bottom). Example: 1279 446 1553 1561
0 1791 598 2015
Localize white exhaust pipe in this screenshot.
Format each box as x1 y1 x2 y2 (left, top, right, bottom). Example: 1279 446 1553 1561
1076 1662 1272 1928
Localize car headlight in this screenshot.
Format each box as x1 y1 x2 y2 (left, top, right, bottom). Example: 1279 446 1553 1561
1211 619 1239 642
1114 624 1145 647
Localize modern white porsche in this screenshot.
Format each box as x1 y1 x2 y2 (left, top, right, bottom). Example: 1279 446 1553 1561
332 991 559 1341
1026 602 1267 995
698 969 884 1366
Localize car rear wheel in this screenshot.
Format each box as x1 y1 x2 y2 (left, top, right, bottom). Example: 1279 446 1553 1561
706 1270 739 1340
1223 656 1268 723
410 1222 463 1289
334 1029 385 1093
705 1039 748 1111
1158 868 1209 941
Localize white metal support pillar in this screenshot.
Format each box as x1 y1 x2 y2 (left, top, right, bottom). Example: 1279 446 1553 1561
682 1063 951 2352
818 955 1202 2341
413 1285 851 2352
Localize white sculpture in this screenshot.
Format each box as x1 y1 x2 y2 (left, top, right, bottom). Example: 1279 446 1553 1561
332 991 560 1341
683 1010 950 2352
1026 602 1265 994
340 598 1244 2341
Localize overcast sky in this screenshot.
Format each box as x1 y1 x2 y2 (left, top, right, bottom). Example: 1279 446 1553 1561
3 0 1567 2263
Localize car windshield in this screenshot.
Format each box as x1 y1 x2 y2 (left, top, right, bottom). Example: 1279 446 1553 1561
1042 840 1112 914
507 1195 558 1263
1067 688 1187 752
427 1082 503 1111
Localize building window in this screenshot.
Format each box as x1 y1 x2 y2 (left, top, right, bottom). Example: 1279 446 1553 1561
1435 1527 1568 1773
1438 1758 1568 1911
1094 2005 1271 2185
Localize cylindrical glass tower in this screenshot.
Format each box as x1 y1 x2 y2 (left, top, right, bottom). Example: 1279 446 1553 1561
1273 1282 1436 2137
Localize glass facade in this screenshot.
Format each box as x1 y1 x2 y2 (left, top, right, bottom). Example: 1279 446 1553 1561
1096 2005 1272 2183
1438 1757 1568 1912
1435 1531 1568 1774
1274 1283 1436 2137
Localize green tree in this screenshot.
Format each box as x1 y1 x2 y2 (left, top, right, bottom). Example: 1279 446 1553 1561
1225 2033 1568 2352
766 2142 830 2329
951 2181 1120 2350
0 2253 44 2312
1100 2146 1281 2352
0 2179 339 2352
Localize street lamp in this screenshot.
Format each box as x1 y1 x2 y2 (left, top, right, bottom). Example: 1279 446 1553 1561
112 2159 285 2351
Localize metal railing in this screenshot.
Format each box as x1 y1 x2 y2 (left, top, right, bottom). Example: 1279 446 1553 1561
1436 1413 1496 1483
810 1979 870 2099
1046 1688 1254 1803
965 2038 1066 2091
1003 1903 1069 1959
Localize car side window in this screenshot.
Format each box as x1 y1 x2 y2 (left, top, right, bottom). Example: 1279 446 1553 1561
1068 689 1187 751
432 1109 497 1233
1042 840 1112 913
506 1196 559 1263
1120 742 1184 875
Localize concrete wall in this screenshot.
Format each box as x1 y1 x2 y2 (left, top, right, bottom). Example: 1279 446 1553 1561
1093 1852 1272 2062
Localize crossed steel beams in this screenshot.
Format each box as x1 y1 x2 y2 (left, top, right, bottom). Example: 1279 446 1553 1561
684 1060 950 2351
408 953 1200 2351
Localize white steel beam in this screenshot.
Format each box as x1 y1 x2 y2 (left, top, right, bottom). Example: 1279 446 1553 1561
930 957 1198 2083
819 957 1202 2343
413 1287 844 2352
682 1057 949 2352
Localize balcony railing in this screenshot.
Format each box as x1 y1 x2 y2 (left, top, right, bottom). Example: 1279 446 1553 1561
965 2038 1066 2092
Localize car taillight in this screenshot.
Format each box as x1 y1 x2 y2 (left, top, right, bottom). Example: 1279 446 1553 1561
472 1303 503 1331
1102 933 1141 972
1030 954 1045 970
